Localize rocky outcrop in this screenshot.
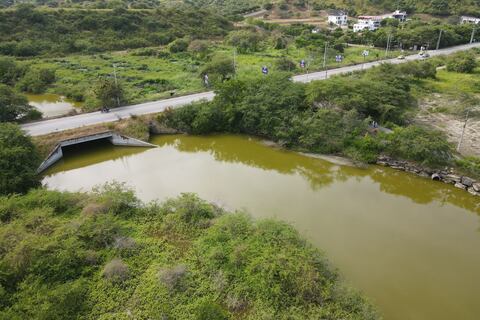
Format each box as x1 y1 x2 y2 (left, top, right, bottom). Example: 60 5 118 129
376 155 479 197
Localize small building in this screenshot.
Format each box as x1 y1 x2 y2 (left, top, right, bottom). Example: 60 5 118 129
461 16 480 24
353 18 381 32
328 10 348 26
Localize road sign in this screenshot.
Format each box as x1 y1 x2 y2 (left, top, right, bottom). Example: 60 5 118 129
300 60 306 68
362 50 369 57
262 66 269 75
335 55 343 62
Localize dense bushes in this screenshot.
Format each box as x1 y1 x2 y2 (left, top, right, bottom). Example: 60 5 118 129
0 188 379 319
0 85 40 122
455 156 480 178
386 126 453 166
226 30 264 53
17 68 56 94
199 56 236 83
446 52 478 73
0 57 25 85
0 6 232 56
0 123 41 195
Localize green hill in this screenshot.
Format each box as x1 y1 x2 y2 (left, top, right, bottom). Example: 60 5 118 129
2 0 479 16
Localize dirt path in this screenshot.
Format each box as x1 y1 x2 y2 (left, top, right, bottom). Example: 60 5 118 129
415 96 480 157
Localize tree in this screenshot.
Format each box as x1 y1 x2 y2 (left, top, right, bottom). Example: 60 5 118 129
0 84 40 122
274 57 297 72
446 53 478 73
168 38 190 53
387 126 453 166
0 123 41 195
200 56 235 83
226 30 263 53
188 40 211 59
94 78 126 109
0 57 23 85
17 68 56 93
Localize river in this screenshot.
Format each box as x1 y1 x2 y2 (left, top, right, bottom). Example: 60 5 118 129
42 134 480 320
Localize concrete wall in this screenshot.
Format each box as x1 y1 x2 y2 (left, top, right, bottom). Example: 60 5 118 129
37 145 63 173
110 133 156 147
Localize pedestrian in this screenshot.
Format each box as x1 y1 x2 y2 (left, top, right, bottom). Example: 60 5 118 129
203 74 209 87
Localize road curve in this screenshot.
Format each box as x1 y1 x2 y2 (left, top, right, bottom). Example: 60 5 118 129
22 42 480 136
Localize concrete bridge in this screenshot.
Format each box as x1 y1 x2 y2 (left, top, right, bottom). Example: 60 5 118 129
38 131 156 173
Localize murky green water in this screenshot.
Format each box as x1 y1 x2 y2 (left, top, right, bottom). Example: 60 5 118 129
43 135 480 320
27 93 82 118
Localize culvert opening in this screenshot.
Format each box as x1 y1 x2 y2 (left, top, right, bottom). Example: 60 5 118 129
61 138 114 157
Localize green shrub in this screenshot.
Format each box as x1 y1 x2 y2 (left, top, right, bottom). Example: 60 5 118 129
386 126 453 166
455 156 480 178
274 57 297 72
200 56 235 83
17 68 56 94
195 301 229 320
226 30 263 53
168 38 190 53
0 57 24 85
0 85 38 122
0 123 41 195
446 53 478 73
346 135 383 163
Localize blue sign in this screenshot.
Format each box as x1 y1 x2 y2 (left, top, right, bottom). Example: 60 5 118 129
335 55 343 62
262 66 269 74
300 60 306 68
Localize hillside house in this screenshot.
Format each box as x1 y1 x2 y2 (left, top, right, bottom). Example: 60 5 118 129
353 18 381 32
328 10 348 26
461 16 480 24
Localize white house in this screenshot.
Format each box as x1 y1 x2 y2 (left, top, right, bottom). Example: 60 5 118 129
461 16 480 24
353 18 381 32
353 10 406 32
328 10 348 26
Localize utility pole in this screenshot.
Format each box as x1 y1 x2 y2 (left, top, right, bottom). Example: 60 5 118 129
436 29 443 50
233 47 237 78
457 109 471 152
112 64 120 107
471 26 476 44
385 34 392 58
323 42 328 79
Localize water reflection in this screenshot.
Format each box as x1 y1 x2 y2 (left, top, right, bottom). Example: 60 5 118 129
158 135 479 213
27 93 82 118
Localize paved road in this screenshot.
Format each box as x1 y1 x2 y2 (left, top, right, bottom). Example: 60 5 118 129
22 42 480 136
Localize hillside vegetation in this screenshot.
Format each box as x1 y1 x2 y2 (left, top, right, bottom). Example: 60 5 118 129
2 0 479 16
0 5 232 56
0 185 379 319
